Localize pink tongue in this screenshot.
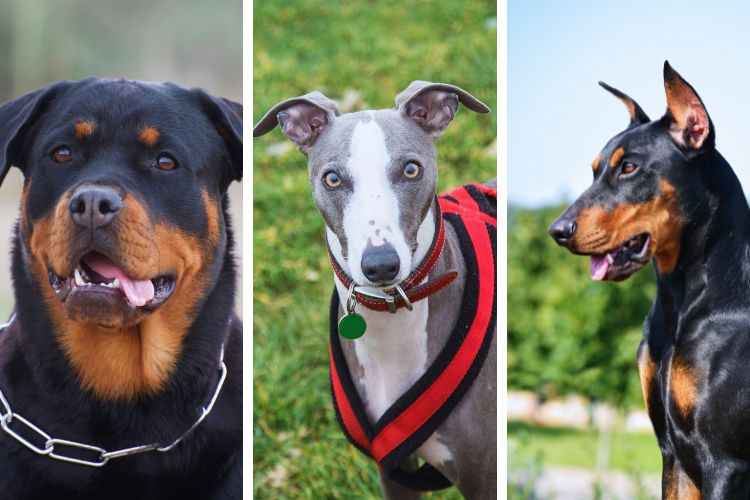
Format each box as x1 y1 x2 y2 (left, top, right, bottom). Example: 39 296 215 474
83 254 155 307
590 255 610 281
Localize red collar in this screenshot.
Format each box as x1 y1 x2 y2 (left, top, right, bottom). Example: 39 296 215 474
326 198 458 313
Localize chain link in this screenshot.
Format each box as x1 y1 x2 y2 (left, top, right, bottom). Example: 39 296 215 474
0 323 227 468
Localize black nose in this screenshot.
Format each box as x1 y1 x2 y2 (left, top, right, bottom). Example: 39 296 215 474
549 217 577 244
68 186 123 229
361 243 400 283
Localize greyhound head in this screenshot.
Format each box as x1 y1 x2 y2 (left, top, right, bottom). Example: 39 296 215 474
254 81 489 287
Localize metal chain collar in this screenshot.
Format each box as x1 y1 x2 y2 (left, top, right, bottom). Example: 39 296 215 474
0 315 228 468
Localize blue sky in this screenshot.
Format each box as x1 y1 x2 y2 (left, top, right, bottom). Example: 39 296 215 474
509 0 750 206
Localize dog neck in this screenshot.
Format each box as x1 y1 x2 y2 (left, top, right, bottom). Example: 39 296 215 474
653 150 750 343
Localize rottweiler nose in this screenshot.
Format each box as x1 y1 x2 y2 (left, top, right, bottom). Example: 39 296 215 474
69 187 123 229
361 243 400 283
549 217 577 245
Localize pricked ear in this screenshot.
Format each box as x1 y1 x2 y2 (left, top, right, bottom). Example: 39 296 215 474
395 81 490 137
253 91 339 152
193 90 243 191
598 81 650 126
663 61 714 152
0 82 67 185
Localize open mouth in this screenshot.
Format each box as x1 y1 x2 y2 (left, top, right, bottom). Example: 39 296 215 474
48 252 175 311
590 233 650 281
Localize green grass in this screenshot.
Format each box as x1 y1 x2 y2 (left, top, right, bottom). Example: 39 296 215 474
508 422 661 474
253 0 496 497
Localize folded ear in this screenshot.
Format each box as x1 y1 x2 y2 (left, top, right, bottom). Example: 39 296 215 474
395 81 490 137
0 82 67 186
662 61 714 153
253 91 339 153
598 81 650 126
193 90 243 191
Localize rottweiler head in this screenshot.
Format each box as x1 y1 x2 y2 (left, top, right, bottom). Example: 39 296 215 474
549 62 715 281
0 78 242 399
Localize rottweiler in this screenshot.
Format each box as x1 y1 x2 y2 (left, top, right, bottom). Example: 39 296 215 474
0 78 242 499
550 61 750 498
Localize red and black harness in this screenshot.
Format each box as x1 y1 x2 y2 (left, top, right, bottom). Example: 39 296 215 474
329 183 497 491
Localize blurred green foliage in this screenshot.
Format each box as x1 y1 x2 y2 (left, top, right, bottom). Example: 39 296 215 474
508 204 656 408
253 0 496 497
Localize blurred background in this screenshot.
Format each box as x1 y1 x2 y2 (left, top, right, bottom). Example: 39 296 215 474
508 1 750 498
0 0 242 317
253 0 496 497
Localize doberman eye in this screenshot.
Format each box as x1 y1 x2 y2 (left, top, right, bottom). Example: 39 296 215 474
51 146 72 163
323 171 342 188
403 162 420 179
154 154 177 171
621 161 639 176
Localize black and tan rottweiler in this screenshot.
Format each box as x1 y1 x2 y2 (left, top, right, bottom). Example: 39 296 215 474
550 61 750 498
0 78 242 499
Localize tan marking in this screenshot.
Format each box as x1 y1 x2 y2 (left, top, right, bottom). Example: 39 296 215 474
670 358 698 419
202 190 221 246
664 462 701 499
609 147 625 168
20 181 31 234
573 180 683 273
28 193 215 400
74 120 95 139
591 153 601 172
139 126 160 147
637 344 656 410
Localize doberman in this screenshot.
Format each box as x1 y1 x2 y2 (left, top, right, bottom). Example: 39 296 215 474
550 61 750 498
0 78 242 498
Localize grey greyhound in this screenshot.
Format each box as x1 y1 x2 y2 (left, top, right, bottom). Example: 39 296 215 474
254 81 497 499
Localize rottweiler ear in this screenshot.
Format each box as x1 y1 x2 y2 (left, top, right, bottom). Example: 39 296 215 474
194 91 242 191
395 81 490 138
0 83 65 185
662 61 714 153
253 91 339 153
598 81 650 126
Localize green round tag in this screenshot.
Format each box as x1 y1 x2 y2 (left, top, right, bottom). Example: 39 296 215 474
338 313 367 339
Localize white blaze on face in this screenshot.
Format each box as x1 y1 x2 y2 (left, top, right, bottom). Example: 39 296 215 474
343 118 411 285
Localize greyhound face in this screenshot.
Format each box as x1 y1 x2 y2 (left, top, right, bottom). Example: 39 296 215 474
253 81 489 287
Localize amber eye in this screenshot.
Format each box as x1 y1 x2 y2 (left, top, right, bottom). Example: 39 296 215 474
155 154 177 171
403 162 420 179
621 161 639 175
51 146 72 163
323 171 341 188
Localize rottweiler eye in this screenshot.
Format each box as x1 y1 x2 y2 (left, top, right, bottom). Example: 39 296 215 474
403 162 420 179
323 171 342 188
51 146 72 163
621 161 639 176
154 154 177 171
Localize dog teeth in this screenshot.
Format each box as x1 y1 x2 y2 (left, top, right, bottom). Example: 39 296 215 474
74 268 86 286
111 278 121 288
607 254 614 264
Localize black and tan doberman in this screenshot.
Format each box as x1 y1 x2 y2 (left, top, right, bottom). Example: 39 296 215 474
551 62 750 499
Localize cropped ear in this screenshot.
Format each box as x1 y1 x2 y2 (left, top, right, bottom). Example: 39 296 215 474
194 90 243 191
662 61 714 153
253 91 339 153
395 81 490 137
0 82 66 186
598 81 650 126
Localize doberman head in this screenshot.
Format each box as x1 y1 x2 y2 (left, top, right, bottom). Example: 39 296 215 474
549 61 719 281
0 78 242 400
253 82 489 288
